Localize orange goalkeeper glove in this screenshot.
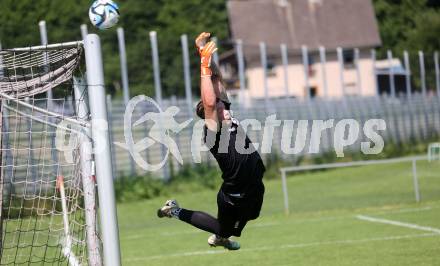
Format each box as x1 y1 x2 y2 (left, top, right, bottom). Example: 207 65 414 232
199 41 217 77
195 32 210 54
195 32 217 77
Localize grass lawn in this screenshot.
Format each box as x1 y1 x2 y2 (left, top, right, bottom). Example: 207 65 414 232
118 160 440 265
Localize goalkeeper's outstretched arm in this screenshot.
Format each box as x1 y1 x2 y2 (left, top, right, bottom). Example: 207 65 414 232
196 32 218 131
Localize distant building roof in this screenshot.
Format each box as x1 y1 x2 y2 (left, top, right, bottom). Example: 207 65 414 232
227 0 381 60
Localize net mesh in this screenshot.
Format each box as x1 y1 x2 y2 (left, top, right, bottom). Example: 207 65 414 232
0 46 82 98
0 44 99 265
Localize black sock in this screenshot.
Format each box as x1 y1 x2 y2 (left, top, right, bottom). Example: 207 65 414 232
178 208 221 235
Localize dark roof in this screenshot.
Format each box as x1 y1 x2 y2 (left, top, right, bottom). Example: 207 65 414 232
227 0 381 58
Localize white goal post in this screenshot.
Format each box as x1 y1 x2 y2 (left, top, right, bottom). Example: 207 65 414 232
0 34 120 266
83 34 121 266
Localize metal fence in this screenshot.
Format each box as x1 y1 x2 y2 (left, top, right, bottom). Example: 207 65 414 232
101 26 440 179
106 93 440 179
23 23 440 179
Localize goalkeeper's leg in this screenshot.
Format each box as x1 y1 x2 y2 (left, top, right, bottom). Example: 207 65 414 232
157 199 223 236
157 199 240 250
157 200 241 250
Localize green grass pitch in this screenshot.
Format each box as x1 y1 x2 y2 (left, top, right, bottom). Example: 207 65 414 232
118 160 440 265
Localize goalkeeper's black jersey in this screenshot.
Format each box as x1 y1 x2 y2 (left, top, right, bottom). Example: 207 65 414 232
203 119 265 195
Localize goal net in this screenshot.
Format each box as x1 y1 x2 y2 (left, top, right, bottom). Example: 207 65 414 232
0 42 102 265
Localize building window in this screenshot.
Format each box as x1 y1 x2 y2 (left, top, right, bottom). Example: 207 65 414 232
305 86 317 98
343 49 355 68
267 60 277 77
310 86 317 98
308 54 316 77
308 54 315 65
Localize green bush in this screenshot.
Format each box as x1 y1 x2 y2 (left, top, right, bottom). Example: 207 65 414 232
114 164 222 203
114 175 163 202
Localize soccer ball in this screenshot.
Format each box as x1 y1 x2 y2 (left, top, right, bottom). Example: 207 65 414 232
89 0 120 30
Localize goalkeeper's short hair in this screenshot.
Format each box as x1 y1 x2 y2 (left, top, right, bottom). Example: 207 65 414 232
196 98 231 119
196 100 205 119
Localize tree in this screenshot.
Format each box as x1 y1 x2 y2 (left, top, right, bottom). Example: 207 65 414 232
96 0 229 98
1 1 438 96
372 0 440 92
0 0 228 98
398 10 440 90
372 0 427 57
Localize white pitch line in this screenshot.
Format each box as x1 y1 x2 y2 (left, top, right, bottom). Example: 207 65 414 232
125 233 439 262
251 206 434 228
371 206 432 215
121 206 435 240
357 215 440 234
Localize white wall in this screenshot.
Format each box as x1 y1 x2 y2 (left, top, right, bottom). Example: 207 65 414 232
244 50 377 99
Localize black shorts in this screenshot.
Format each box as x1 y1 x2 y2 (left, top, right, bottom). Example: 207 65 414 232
216 182 265 237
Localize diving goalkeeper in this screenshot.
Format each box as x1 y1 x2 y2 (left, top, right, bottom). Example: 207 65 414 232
157 32 265 250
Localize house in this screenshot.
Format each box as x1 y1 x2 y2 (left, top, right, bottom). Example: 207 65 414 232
223 0 382 99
